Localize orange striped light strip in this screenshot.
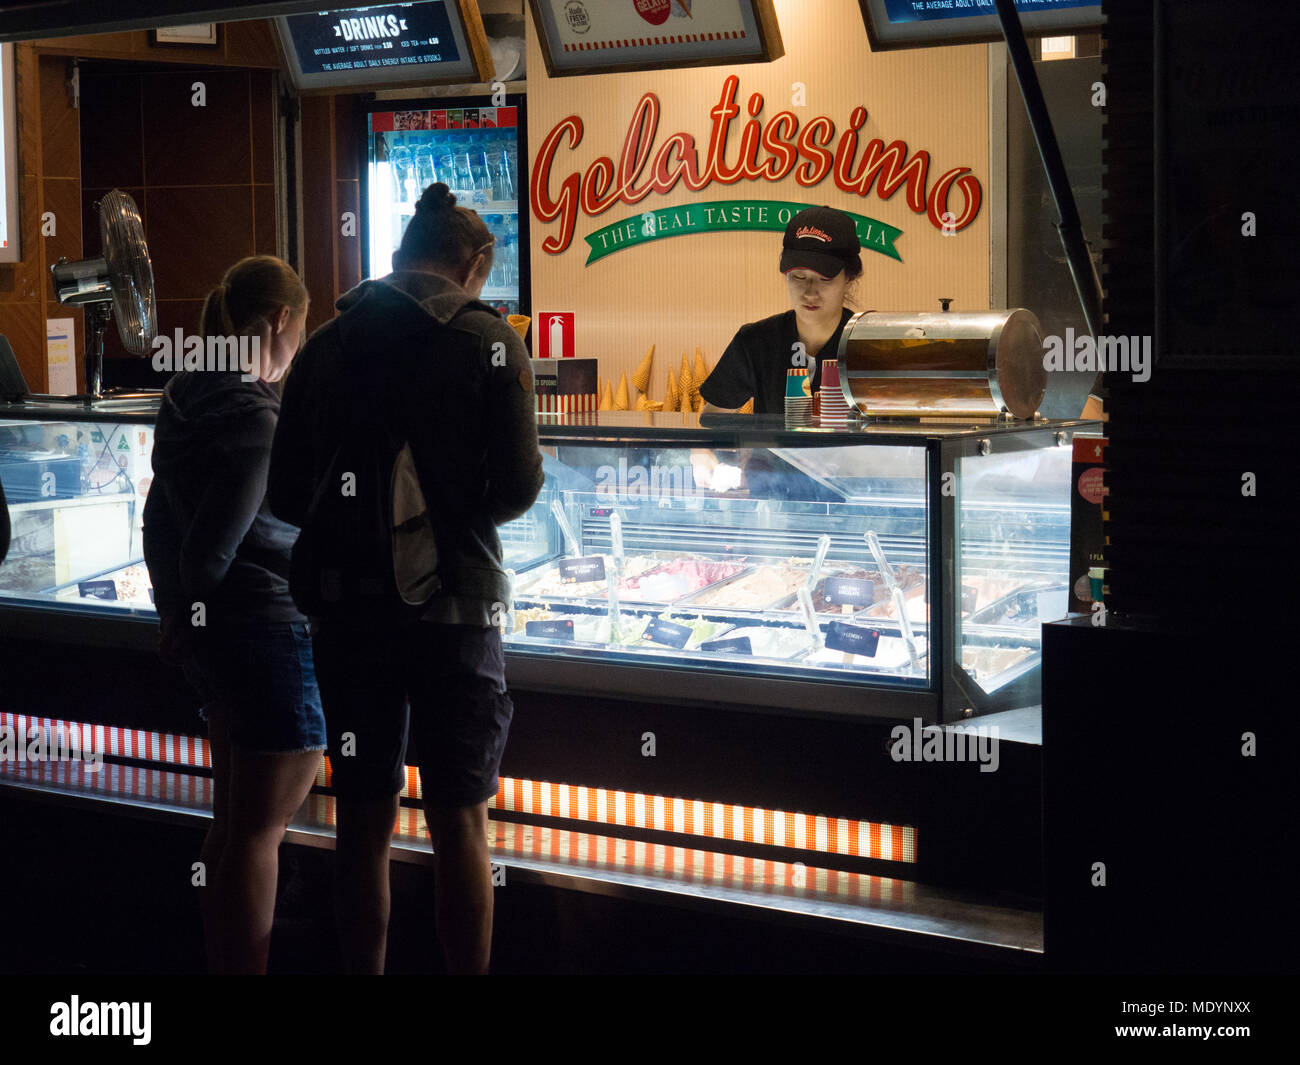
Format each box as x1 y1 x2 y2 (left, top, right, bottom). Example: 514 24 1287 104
491 778 915 864
3 757 913 907
484 820 915 907
1 714 915 863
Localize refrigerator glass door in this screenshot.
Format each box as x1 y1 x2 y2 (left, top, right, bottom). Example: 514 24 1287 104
366 103 522 317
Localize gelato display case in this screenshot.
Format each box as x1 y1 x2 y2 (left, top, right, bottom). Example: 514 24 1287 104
0 407 156 621
0 402 1088 722
501 411 1083 721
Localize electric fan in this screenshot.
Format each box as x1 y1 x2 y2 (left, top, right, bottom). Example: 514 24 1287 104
49 189 157 404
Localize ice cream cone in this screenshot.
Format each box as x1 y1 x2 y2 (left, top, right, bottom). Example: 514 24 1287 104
665 367 679 412
645 400 664 411
635 393 650 410
678 354 694 404
507 314 530 341
614 371 630 410
632 344 655 393
694 393 706 413
599 381 614 411
739 397 755 414
694 348 708 389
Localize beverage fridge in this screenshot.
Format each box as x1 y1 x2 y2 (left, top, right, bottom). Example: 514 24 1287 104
362 94 529 318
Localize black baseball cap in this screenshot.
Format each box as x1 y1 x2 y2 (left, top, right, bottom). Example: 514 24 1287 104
780 205 861 279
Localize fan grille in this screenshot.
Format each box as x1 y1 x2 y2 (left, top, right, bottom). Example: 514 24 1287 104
99 190 156 356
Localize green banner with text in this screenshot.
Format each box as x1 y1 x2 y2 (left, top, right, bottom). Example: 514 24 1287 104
583 200 903 265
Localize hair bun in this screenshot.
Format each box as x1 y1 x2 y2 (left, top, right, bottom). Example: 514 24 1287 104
417 183 456 214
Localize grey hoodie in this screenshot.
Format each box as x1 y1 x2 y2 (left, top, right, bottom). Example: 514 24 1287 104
143 370 305 628
268 270 543 626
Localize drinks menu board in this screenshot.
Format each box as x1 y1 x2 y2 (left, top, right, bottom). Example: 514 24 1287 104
275 1 491 92
858 0 1101 50
528 0 782 76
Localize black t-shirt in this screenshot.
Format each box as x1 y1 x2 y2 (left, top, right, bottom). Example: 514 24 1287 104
699 308 854 413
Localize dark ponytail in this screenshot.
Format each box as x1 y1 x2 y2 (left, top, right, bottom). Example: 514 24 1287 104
395 182 494 276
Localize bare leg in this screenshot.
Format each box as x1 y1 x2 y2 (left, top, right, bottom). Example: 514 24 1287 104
334 794 400 974
218 748 323 974
425 800 493 975
199 708 231 974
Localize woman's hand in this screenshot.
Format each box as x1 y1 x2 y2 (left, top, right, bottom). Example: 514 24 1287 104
690 449 742 491
690 448 719 488
157 614 197 666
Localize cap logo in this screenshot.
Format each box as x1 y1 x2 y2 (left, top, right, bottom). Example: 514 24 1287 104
796 225 833 243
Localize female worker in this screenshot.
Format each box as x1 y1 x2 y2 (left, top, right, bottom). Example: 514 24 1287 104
695 205 862 497
700 204 862 415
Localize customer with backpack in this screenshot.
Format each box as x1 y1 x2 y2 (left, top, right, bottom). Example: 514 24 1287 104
143 255 324 974
268 183 543 974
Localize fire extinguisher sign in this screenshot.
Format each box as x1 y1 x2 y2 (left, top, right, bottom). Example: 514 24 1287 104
537 312 575 359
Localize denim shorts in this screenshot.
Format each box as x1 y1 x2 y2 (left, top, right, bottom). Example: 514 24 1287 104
311 620 513 806
182 621 328 754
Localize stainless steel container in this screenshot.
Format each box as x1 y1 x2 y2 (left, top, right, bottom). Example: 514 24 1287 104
837 308 1047 419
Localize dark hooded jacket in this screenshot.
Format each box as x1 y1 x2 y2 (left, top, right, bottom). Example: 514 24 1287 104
268 271 543 626
143 371 305 628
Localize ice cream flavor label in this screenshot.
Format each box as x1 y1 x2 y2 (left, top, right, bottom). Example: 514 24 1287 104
525 619 575 639
701 636 753 655
559 556 606 583
824 578 874 607
78 580 118 601
825 621 881 657
642 618 692 648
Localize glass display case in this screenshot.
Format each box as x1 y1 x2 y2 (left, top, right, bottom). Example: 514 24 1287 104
0 402 1090 721
500 412 1084 721
0 406 156 619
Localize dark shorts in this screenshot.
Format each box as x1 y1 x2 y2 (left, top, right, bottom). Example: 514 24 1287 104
311 620 513 807
183 621 328 754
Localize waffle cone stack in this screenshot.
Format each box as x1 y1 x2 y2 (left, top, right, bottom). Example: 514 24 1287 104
665 367 680 413
599 381 615 411
678 354 695 408
614 371 630 410
694 348 708 390
632 345 655 394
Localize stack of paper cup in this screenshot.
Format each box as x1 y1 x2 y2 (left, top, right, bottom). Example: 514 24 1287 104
785 368 813 426
818 359 853 425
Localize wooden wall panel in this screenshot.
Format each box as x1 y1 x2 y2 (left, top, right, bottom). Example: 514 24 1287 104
525 0 990 404
0 49 81 393
32 21 282 69
299 93 363 333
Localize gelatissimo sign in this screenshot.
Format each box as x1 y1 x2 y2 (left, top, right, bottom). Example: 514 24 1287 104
530 74 983 259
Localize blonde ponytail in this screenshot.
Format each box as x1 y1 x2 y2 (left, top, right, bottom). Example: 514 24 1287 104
200 257 307 340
